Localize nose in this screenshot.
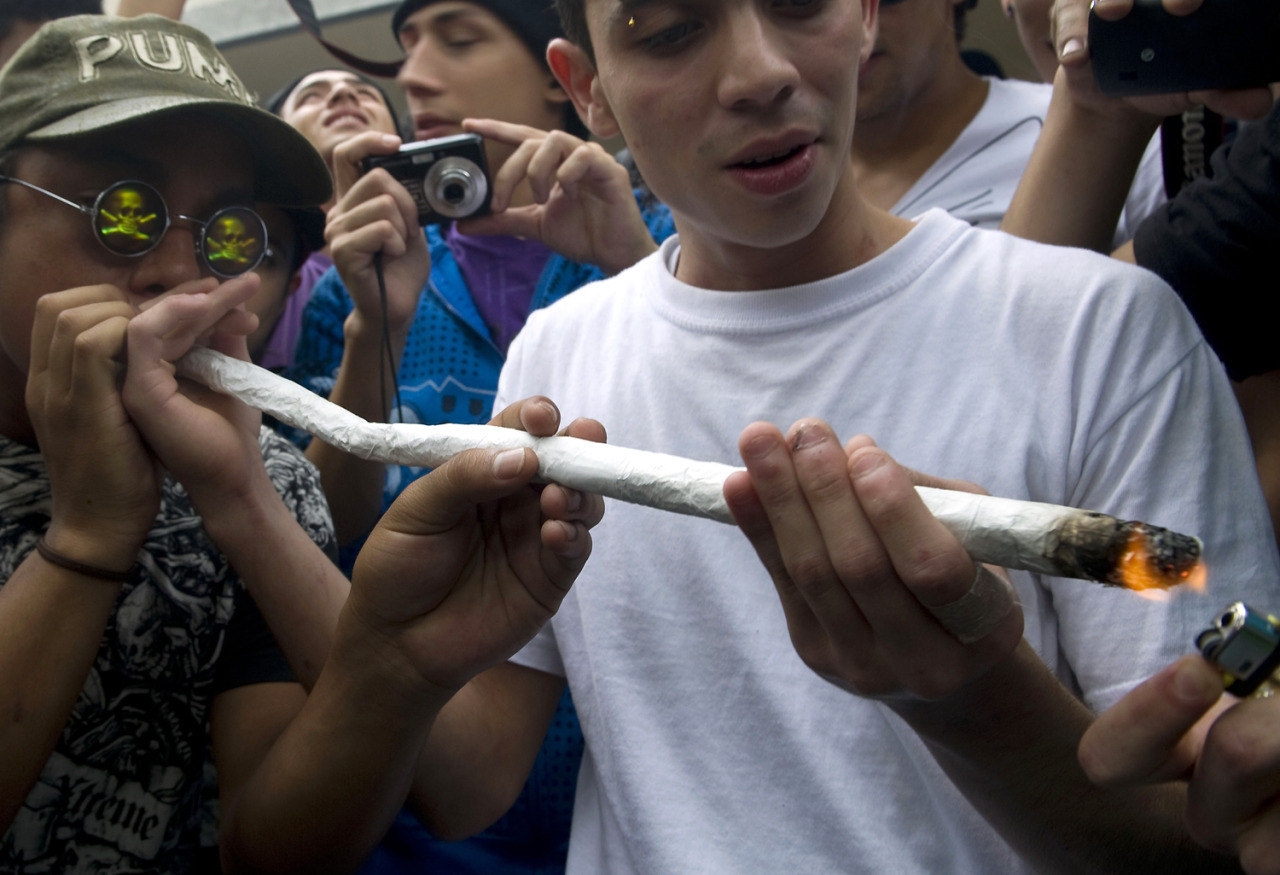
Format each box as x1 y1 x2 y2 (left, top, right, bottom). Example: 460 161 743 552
327 78 360 107
127 223 203 299
716 10 800 110
395 42 445 98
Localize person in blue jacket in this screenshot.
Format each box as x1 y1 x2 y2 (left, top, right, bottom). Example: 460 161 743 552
286 2 672 873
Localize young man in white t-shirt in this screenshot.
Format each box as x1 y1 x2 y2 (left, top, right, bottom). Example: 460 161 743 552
853 0 1163 236
387 1 1279 872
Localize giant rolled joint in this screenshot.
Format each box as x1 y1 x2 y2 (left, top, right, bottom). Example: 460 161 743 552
178 348 1205 593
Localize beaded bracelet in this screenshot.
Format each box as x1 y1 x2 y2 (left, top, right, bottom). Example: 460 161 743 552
35 536 134 582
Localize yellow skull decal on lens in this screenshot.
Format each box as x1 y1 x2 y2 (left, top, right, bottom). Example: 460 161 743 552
204 208 265 274
95 184 164 255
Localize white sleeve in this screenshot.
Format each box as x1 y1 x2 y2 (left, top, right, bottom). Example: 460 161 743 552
1048 289 1278 713
1114 131 1167 247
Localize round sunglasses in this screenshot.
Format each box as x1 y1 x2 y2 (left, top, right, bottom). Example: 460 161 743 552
0 176 271 279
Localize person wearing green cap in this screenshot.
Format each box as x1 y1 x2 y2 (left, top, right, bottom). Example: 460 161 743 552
0 13 605 874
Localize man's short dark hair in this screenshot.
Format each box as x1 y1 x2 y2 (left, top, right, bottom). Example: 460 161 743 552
0 0 101 44
554 0 593 64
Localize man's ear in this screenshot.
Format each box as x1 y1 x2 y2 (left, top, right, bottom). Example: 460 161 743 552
859 0 881 64
547 37 620 140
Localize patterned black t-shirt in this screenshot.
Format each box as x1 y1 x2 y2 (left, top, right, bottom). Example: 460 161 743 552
0 429 336 873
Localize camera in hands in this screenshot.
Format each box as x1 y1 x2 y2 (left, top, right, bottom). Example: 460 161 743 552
362 133 491 225
1090 0 1280 96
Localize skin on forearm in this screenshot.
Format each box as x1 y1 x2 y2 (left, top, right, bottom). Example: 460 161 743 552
893 641 1240 875
194 474 350 688
219 607 450 874
407 662 565 841
305 316 408 545
0 558 123 830
1001 82 1159 253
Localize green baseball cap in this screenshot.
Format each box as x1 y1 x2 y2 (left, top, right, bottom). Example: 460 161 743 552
0 14 332 207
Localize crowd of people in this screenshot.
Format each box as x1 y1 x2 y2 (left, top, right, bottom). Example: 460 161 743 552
0 0 1276 873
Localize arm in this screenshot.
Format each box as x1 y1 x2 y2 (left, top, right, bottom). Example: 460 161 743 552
0 284 170 830
305 130 429 546
725 420 1239 875
458 119 659 275
218 398 601 872
122 275 348 688
1001 0 1273 252
1080 655 1280 875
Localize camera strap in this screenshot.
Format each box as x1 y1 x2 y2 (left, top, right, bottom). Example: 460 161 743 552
284 0 403 78
374 253 405 426
1160 105 1234 197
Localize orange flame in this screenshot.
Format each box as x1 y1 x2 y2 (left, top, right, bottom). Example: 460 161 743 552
1116 529 1207 600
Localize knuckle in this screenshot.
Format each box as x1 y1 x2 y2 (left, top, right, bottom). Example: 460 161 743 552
1204 717 1269 784
786 551 833 588
902 546 971 601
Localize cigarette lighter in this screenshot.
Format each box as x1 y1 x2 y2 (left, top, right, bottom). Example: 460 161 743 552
1196 602 1280 698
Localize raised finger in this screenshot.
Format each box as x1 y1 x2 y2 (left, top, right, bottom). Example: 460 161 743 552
525 132 583 204
841 445 994 683
487 138 540 213
737 422 869 643
541 416 608 528
1078 655 1223 786
462 117 545 146
489 395 562 437
724 466 827 652
331 130 403 200
385 446 540 536
28 286 131 377
41 300 136 402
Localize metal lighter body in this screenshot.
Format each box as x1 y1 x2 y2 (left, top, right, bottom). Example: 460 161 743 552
1196 602 1280 698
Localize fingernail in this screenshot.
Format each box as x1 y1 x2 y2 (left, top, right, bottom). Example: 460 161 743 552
563 489 582 512
741 433 776 461
1173 658 1220 703
493 448 525 479
1060 37 1084 59
790 424 826 452
381 134 401 147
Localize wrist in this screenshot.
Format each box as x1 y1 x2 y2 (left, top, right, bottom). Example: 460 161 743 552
36 529 138 581
336 596 457 716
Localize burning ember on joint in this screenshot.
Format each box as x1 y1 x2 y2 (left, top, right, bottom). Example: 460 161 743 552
1114 523 1207 597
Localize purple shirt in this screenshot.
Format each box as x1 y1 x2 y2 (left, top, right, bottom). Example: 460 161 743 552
258 252 333 371
445 225 553 354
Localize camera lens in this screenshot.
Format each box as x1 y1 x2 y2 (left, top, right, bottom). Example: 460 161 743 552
424 156 489 219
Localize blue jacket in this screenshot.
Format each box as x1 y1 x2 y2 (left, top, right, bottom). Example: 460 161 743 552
290 199 675 515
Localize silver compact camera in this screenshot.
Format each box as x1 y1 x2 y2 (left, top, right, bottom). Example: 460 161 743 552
362 133 491 225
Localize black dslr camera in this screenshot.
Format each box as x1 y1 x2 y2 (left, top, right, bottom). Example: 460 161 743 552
1090 0 1280 95
362 133 492 225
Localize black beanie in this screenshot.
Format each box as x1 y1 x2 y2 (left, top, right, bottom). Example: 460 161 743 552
391 0 563 68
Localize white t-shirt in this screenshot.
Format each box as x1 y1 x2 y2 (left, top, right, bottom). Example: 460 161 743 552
498 210 1278 874
891 77 1165 245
